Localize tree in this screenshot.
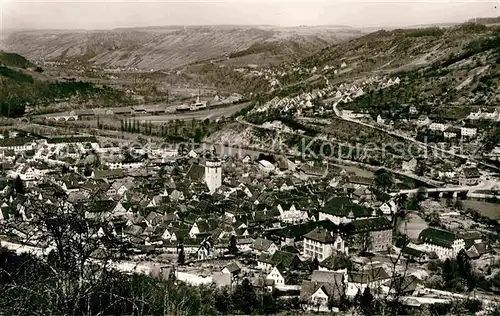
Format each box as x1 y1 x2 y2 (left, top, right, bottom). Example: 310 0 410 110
14 175 24 194
194 127 203 143
415 159 427 177
61 165 69 174
360 287 374 315
228 235 238 255
0 187 127 315
374 169 394 192
232 278 256 314
177 245 185 265
311 257 319 272
214 286 232 313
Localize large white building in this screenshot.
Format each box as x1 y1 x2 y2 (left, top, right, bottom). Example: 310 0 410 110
303 227 346 261
460 127 477 138
205 159 222 194
418 227 465 260
0 137 36 153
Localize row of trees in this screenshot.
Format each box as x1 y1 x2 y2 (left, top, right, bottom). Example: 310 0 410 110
119 118 225 142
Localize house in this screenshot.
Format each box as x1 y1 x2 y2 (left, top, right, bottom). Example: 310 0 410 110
318 255 350 273
257 250 302 273
266 266 287 288
416 115 431 126
459 167 481 186
303 227 346 261
463 232 493 259
318 197 373 225
222 261 242 278
460 127 477 138
278 203 309 224
344 217 393 253
418 227 465 260
379 200 397 216
346 266 390 297
402 157 417 173
443 127 459 139
401 246 429 263
0 137 36 152
252 238 278 256
259 160 275 173
300 271 345 312
429 122 448 132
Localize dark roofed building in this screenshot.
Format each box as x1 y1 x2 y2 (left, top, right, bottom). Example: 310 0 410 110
348 266 390 284
418 227 465 260
0 137 36 151
459 167 481 186
300 271 345 311
401 246 429 263
186 164 205 182
267 220 338 245
303 226 346 261
344 217 393 253
46 135 98 145
319 197 374 225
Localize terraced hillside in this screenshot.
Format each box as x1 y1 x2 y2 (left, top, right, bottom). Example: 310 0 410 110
257 23 500 109
3 26 362 70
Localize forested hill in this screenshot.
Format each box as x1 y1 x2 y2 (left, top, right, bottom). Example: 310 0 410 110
0 53 134 118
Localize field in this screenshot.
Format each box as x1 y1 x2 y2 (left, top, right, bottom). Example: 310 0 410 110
399 212 428 240
463 200 500 220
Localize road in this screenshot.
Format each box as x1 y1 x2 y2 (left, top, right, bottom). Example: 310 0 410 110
391 179 499 196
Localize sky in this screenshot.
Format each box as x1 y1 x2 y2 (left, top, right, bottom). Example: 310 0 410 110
1 0 499 31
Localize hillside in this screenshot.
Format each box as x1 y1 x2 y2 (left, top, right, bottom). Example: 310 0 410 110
0 54 135 117
0 51 35 69
257 23 500 108
2 26 363 70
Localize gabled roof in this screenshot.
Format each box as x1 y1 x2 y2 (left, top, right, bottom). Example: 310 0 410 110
269 251 301 270
319 254 350 270
461 167 480 179
224 261 241 274
344 217 392 234
300 280 344 302
348 266 390 284
401 246 426 258
304 227 337 244
321 197 372 218
186 164 205 181
269 220 338 239
0 137 35 147
252 238 275 251
419 227 458 248
93 169 125 180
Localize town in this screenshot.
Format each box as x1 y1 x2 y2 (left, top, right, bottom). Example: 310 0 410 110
2 3 500 315
0 112 499 314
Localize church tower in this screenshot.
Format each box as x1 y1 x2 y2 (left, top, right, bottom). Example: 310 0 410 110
204 159 222 194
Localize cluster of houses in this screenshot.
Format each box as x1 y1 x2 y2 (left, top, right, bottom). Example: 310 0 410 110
0 129 497 311
251 75 401 119
415 115 479 140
